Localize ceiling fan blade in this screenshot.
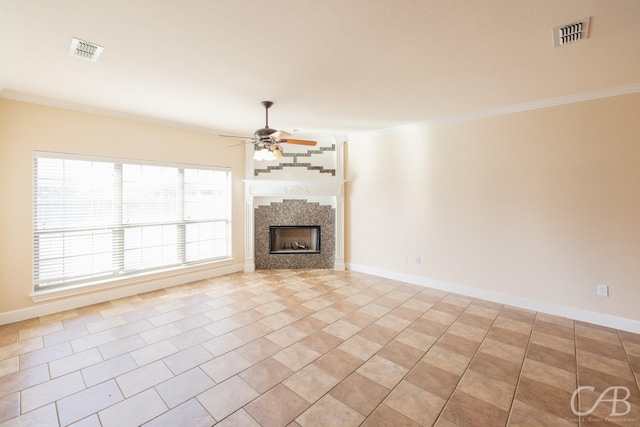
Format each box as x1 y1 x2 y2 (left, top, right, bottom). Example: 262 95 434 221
219 134 255 140
226 141 254 148
270 130 291 140
282 138 317 146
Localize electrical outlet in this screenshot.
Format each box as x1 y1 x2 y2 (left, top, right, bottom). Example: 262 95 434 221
402 256 408 264
416 257 421 265
596 284 609 297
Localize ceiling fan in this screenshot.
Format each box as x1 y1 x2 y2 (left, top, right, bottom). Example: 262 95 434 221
221 101 317 161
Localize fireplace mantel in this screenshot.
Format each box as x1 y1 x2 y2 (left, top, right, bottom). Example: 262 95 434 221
243 178 345 272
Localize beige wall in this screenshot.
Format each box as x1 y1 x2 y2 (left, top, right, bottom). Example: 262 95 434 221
346 93 640 322
0 98 245 314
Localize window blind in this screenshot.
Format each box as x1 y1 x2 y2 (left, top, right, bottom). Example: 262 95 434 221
33 152 231 291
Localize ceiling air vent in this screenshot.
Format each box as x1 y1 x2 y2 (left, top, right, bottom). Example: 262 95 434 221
68 37 104 61
552 18 590 47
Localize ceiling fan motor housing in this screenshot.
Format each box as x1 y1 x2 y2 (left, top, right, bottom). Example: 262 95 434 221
254 127 277 140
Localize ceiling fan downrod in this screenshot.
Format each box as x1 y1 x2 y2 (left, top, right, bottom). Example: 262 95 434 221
255 101 276 139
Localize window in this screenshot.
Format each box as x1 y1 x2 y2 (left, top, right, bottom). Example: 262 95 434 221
33 152 231 291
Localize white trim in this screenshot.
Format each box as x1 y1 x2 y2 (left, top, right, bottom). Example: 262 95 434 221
348 83 640 141
346 263 640 334
0 262 244 326
0 90 222 135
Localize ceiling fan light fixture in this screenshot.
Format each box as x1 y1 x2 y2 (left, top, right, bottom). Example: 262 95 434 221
253 148 277 162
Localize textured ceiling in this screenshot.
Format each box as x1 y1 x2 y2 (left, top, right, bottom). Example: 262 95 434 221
1 0 639 137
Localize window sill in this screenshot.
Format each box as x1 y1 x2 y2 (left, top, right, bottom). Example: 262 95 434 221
30 258 235 303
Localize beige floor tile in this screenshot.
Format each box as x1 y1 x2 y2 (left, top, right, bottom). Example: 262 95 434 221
57 379 123 426
404 361 461 400
376 340 425 369
0 356 18 377
70 330 117 353
439 390 509 427
362 404 421 427
200 350 252 383
337 335 382 361
201 332 246 356
422 345 471 376
2 403 59 427
266 324 308 347
374 313 412 332
42 325 89 347
322 319 361 340
313 348 363 379
283 363 340 403
213 409 261 427
521 357 577 392
577 349 634 380
18 322 64 341
116 360 174 398
98 388 168 427
155 367 215 408
272 342 321 371
299 330 343 354
162 344 213 375
239 357 294 394
435 332 480 358
19 342 73 370
98 335 147 359
456 369 515 411
21 371 86 413
530 330 575 355
330 372 389 416
508 399 577 427
245 384 310 427
129 339 179 366
81 353 138 387
49 348 104 378
296 394 365 427
143 399 215 427
236 337 283 363
384 380 446 426
356 355 408 389
446 321 489 342
468 351 522 386
0 337 44 360
477 337 526 364
196 376 259 421
0 392 19 423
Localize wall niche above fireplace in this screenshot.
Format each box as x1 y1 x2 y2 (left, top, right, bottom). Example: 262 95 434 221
270 226 321 254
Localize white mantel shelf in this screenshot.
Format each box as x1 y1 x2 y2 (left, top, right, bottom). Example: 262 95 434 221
244 179 345 198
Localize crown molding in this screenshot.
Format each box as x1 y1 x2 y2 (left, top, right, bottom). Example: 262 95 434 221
0 90 222 135
348 83 640 141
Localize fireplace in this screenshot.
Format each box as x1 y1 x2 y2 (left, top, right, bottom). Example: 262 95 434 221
253 199 336 269
270 226 321 254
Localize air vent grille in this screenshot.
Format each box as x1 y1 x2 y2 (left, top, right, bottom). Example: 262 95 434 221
68 37 104 61
553 18 590 47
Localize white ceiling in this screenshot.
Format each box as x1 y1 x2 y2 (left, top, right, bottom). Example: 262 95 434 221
1 0 639 137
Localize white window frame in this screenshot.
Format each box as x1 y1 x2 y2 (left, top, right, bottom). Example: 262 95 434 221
32 151 232 298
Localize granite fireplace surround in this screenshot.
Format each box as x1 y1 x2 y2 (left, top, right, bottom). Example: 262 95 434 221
254 199 335 269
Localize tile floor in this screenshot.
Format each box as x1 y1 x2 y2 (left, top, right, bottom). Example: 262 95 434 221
1 269 639 426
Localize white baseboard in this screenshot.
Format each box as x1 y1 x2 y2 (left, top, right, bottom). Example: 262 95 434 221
0 263 244 326
347 263 640 334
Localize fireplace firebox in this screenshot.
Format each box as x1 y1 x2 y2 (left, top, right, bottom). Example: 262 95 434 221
269 226 321 254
